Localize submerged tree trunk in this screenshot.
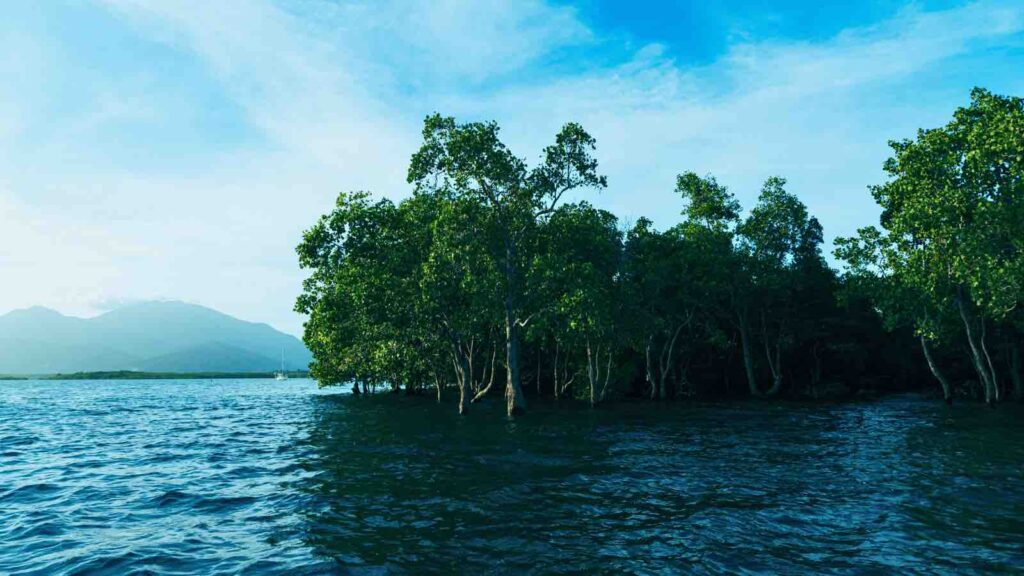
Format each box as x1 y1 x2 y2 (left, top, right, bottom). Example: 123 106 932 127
553 342 561 400
599 350 612 403
657 324 683 400
920 335 952 405
471 344 497 403
467 338 477 394
956 291 996 405
585 342 614 407
980 320 1000 402
552 343 576 399
503 239 526 416
504 308 525 415
587 340 596 407
763 338 783 397
584 341 615 407
761 312 783 397
738 311 759 397
1011 343 1022 401
646 336 655 400
454 354 470 415
663 323 679 399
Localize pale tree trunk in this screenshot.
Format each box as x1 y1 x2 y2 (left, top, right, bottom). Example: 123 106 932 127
738 311 759 397
956 292 996 405
1011 344 1023 401
920 335 952 405
459 356 468 414
553 342 576 399
504 303 526 415
585 341 611 407
559 359 576 399
658 324 684 400
599 350 612 403
450 352 470 415
478 345 489 396
761 312 783 397
587 340 596 407
471 344 498 403
646 336 655 400
980 319 1001 402
553 342 561 399
503 239 526 416
467 338 477 394
763 338 783 397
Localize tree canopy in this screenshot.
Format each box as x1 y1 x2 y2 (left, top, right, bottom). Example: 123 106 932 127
298 88 1023 415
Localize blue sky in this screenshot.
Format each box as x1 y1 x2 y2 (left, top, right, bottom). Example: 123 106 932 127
1 0 1022 335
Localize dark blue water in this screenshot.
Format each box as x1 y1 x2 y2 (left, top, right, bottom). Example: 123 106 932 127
1 379 1023 574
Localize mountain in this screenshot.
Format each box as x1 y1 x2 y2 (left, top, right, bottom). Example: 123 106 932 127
136 342 285 373
0 301 311 375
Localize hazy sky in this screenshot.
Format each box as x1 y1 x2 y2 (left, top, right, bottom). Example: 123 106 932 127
2 0 1022 336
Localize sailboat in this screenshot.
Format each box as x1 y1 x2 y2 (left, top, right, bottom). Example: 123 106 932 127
274 349 288 381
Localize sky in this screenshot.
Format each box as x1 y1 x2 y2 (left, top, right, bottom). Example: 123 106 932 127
1 0 1022 336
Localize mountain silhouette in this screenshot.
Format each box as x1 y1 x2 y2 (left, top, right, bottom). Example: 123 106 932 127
0 301 310 374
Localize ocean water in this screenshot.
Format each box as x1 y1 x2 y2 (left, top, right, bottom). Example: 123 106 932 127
1 379 1022 574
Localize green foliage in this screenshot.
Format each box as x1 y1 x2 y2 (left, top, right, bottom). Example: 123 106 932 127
837 88 1024 402
298 88 1022 410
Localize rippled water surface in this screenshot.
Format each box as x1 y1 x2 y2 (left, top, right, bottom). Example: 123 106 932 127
2 379 1023 574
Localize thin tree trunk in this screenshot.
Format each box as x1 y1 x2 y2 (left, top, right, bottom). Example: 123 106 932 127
352 381 361 395
503 239 526 416
920 335 952 405
1011 343 1023 401
764 338 783 397
480 347 490 396
451 352 470 415
471 344 498 403
980 319 1001 402
657 323 684 400
646 336 655 400
505 305 525 415
658 341 667 401
458 367 468 415
553 342 560 400
559 359 576 398
738 311 759 397
467 338 476 394
957 292 995 405
761 312 783 397
587 339 596 407
599 350 612 402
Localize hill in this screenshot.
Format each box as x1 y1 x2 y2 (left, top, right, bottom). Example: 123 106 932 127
0 301 311 375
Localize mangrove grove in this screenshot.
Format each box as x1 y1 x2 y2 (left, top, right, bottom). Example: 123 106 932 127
296 88 1023 416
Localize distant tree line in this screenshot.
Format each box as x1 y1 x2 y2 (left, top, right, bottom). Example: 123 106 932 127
296 88 1023 416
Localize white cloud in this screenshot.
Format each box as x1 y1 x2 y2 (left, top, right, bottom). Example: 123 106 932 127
1 0 1022 335
456 0 1024 235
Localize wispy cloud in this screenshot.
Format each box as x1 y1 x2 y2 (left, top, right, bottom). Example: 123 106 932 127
1 0 1022 333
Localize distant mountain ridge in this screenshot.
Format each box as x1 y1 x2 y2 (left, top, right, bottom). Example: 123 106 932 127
0 301 311 375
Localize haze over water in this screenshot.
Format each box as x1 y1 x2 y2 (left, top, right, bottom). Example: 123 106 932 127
1 379 1022 574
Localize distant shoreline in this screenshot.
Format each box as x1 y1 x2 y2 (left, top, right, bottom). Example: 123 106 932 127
0 370 311 381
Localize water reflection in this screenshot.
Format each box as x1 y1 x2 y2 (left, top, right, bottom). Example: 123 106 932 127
1 380 1021 574
296 396 1024 574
